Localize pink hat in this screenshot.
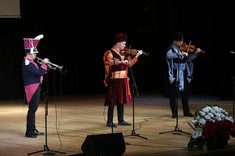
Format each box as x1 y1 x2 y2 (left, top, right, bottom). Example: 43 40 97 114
23 34 44 53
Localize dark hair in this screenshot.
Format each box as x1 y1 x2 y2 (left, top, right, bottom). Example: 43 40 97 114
171 31 184 41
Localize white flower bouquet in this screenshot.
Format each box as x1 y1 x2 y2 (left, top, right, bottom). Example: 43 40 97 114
187 104 235 150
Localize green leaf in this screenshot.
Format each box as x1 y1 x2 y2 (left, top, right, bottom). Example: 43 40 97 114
187 121 195 131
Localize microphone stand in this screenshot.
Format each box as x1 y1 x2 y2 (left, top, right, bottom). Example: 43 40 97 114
28 69 66 155
233 76 235 120
231 52 235 120
110 58 116 134
159 48 190 136
124 47 148 140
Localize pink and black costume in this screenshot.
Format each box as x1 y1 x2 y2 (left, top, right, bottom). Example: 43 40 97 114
22 35 47 136
22 58 47 104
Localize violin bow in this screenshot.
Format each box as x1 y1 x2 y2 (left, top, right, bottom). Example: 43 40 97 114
128 45 131 54
186 40 191 54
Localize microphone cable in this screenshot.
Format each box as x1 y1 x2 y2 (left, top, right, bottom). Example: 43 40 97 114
53 70 63 151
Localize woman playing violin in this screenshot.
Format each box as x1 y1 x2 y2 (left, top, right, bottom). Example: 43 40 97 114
103 33 143 127
164 31 202 118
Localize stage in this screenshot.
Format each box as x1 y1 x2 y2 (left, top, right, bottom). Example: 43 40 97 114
0 94 235 156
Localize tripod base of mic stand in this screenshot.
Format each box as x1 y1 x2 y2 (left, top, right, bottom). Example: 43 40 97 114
125 130 148 140
27 145 66 155
159 126 191 135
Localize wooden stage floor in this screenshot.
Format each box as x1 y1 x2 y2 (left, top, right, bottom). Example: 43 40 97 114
0 94 235 156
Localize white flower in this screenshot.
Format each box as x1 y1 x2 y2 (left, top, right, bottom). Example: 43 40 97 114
220 108 225 113
192 131 199 139
229 117 234 122
214 114 222 120
213 106 220 113
205 115 211 120
196 116 201 121
199 118 206 125
220 113 225 118
207 107 213 111
216 113 221 118
208 113 214 118
199 111 206 116
191 120 198 124
202 107 210 113
192 128 203 139
198 131 202 137
210 109 216 114
226 116 234 122
224 111 229 115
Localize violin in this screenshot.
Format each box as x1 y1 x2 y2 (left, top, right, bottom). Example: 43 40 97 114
120 47 149 56
180 43 205 53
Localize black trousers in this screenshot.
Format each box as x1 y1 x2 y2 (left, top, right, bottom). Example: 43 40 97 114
169 91 190 116
26 85 41 132
107 104 124 123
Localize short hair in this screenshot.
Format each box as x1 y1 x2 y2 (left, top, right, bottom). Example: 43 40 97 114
171 31 184 41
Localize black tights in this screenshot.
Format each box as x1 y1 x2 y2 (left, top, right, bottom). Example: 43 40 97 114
107 104 124 123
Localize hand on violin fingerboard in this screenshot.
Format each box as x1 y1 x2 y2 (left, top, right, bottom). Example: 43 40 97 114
135 50 143 58
195 48 202 54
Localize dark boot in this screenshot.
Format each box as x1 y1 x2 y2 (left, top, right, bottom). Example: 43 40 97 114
106 122 117 127
25 131 37 138
34 129 44 135
181 92 193 117
117 104 131 126
107 104 117 127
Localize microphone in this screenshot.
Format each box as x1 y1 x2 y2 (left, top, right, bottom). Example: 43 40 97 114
109 57 120 61
231 51 235 55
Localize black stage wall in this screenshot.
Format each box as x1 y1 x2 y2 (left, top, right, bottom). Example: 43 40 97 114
0 0 234 100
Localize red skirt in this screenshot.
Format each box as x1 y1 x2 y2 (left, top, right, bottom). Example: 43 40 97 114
104 78 132 106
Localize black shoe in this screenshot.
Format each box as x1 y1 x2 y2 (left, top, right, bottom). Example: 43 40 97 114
106 122 117 128
25 131 37 138
34 129 44 135
118 121 131 126
184 112 194 117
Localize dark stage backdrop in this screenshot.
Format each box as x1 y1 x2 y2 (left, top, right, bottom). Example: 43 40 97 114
0 0 234 100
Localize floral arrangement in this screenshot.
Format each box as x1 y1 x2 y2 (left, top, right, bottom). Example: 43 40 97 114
187 105 235 150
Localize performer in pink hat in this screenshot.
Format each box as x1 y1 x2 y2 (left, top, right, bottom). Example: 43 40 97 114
22 34 49 138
